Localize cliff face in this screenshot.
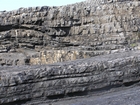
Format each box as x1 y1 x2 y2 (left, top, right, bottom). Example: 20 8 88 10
0 0 140 65
1 51 140 105
0 0 140 104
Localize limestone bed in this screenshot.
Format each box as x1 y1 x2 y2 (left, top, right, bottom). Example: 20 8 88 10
1 51 140 104
0 0 140 104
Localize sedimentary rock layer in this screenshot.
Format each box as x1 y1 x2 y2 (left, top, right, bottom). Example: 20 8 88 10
47 85 140 105
1 50 140 104
0 0 140 65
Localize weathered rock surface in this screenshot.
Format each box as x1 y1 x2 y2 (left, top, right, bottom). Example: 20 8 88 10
45 85 140 105
1 0 140 105
0 0 140 65
1 50 140 104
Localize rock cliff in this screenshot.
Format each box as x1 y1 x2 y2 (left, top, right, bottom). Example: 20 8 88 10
0 0 140 104
0 0 140 65
1 50 140 105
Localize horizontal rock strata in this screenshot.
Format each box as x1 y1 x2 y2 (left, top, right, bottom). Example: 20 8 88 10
0 0 140 104
46 86 140 105
0 0 140 65
1 50 140 104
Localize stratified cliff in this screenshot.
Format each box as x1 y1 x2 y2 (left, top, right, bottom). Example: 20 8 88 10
1 51 140 105
0 0 140 105
0 0 140 65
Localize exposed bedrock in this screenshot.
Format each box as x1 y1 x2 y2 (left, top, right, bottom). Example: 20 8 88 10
0 0 140 65
1 50 140 104
1 0 140 104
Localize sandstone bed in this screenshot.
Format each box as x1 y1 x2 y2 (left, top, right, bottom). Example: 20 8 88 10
0 0 140 104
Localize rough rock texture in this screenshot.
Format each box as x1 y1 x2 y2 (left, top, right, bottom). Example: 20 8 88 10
45 85 140 105
1 0 140 105
1 50 140 104
0 0 140 65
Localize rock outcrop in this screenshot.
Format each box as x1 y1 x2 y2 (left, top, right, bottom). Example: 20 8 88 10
0 0 140 65
0 0 140 105
1 50 140 105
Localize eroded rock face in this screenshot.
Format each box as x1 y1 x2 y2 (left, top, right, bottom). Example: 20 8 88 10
0 0 140 65
1 0 140 104
1 50 140 104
